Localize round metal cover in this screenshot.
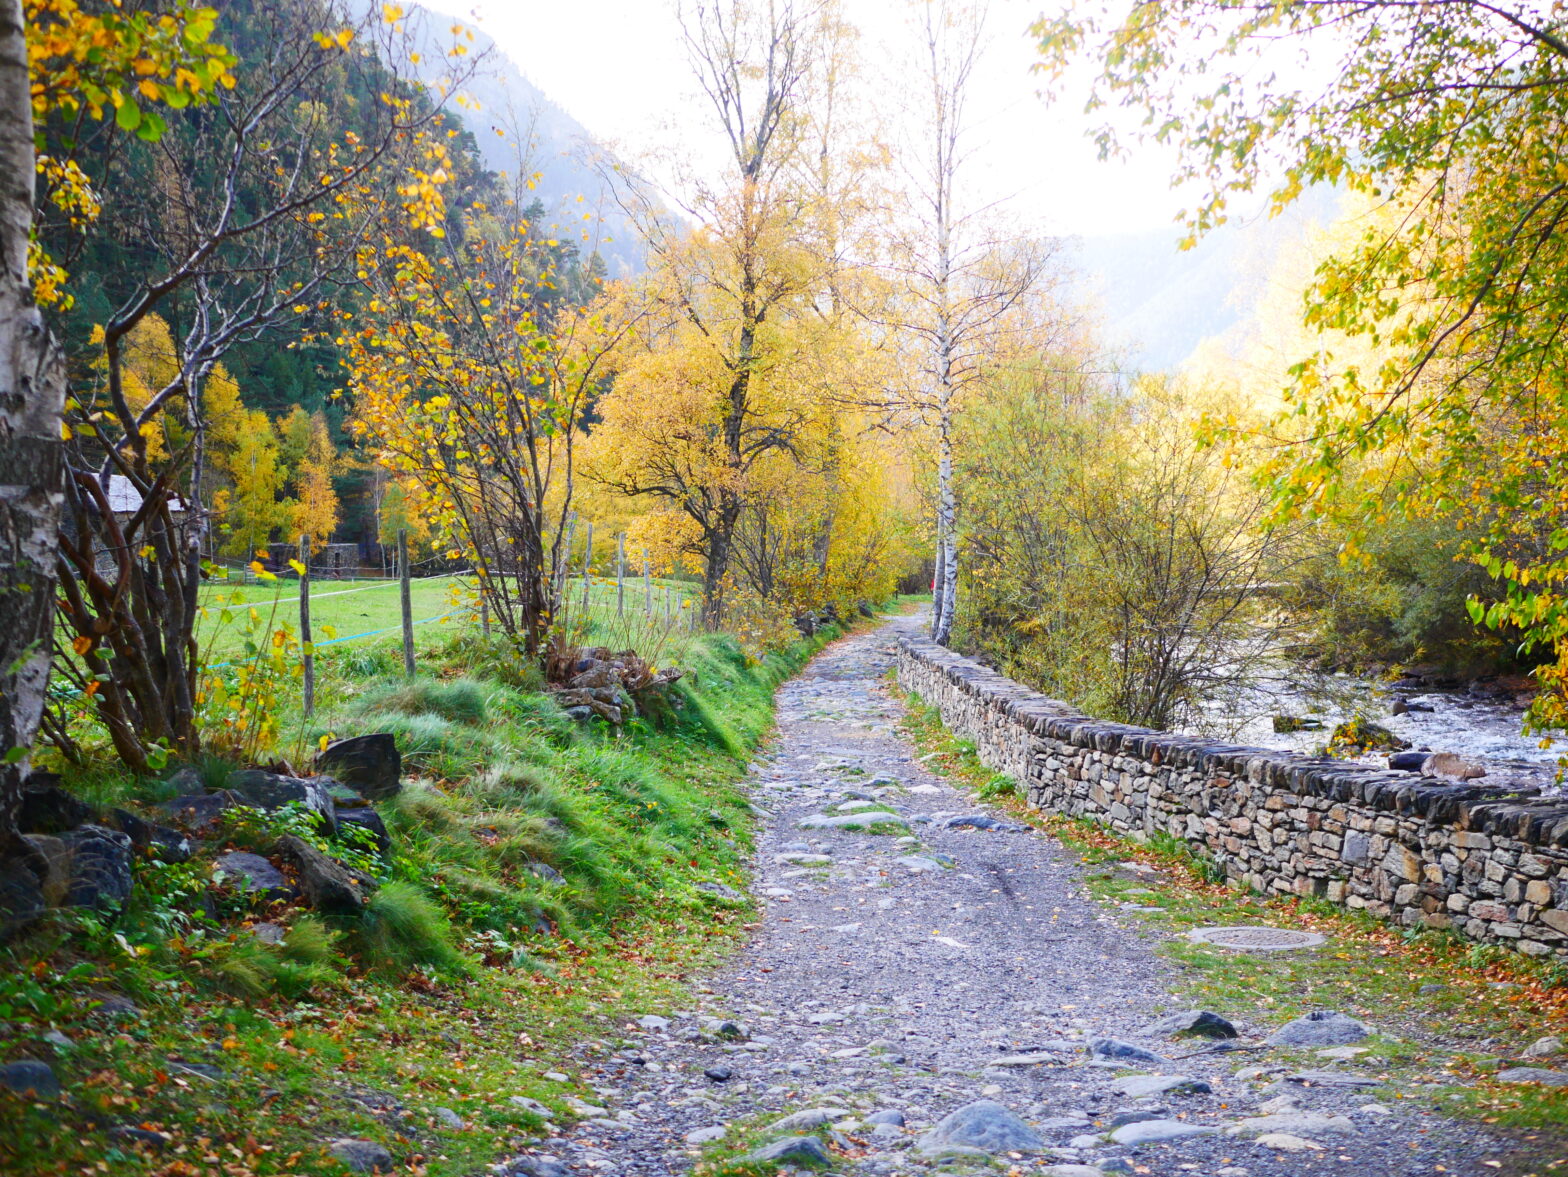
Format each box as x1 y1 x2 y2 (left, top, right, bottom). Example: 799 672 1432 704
1186 925 1326 951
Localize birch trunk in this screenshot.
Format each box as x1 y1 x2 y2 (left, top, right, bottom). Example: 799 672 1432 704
0 0 65 847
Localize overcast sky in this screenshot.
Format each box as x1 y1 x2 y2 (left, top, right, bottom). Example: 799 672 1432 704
432 0 1198 240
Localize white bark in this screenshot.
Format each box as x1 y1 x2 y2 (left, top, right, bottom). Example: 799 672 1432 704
0 0 65 837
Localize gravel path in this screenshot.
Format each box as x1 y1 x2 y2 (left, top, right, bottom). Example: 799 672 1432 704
497 620 1507 1177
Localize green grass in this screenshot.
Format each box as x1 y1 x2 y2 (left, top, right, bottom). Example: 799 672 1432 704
1 621 850 1177
194 574 703 660
895 682 1568 1177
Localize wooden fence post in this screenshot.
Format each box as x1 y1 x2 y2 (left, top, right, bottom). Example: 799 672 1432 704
399 528 415 676
616 533 625 617
643 550 651 617
299 534 314 717
581 520 593 614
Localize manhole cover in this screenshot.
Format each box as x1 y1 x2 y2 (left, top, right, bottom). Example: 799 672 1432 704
1186 925 1326 951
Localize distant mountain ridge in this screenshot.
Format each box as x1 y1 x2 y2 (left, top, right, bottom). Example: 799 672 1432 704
1069 187 1342 372
362 0 647 277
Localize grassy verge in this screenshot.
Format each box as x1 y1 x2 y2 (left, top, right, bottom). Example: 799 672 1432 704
0 623 851 1177
895 682 1568 1176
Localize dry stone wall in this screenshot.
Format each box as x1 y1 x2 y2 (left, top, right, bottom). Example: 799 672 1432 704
895 631 1568 961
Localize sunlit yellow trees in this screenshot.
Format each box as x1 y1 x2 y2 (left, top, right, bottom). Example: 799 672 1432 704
348 196 636 655
589 0 849 626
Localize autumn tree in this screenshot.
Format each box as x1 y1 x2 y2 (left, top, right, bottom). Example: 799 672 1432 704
44 1 483 770
891 0 1051 645
348 186 635 655
590 0 881 625
2 0 228 851
1034 0 1568 726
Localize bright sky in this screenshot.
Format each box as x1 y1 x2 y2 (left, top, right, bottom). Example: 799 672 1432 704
436 0 1194 239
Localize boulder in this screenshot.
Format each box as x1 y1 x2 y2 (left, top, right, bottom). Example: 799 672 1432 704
59 825 133 916
1387 751 1428 772
335 808 391 857
227 771 336 833
16 776 92 834
1267 1011 1371 1047
316 735 402 801
1142 1009 1237 1039
742 1136 832 1166
161 789 247 833
1422 752 1487 780
20 834 71 905
916 1099 1044 1156
213 851 294 901
106 809 191 863
276 836 370 913
0 854 47 939
326 1138 393 1173
0 1058 60 1100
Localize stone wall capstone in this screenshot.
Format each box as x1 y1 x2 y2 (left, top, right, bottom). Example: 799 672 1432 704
894 630 1568 960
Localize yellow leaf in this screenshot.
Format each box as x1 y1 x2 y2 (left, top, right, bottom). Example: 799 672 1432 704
72 635 93 656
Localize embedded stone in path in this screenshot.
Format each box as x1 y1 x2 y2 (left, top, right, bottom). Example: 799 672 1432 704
1496 1067 1568 1087
741 1136 832 1165
1226 1112 1356 1137
326 1138 393 1172
916 1099 1044 1156
1111 1073 1210 1098
1108 1119 1219 1145
770 1106 851 1133
1267 1011 1372 1047
1087 1037 1165 1063
1143 1009 1238 1039
1288 1070 1382 1088
798 812 906 830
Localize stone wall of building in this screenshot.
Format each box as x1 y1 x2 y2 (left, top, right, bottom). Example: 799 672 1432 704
895 631 1568 960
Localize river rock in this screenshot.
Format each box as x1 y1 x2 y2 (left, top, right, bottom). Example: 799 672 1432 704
1143 1009 1237 1039
1267 1011 1371 1046
317 735 402 800
0 1059 60 1100
1521 1036 1563 1059
1109 1119 1218 1145
326 1138 393 1172
1422 752 1487 780
1387 751 1428 772
942 814 1029 832
916 1099 1044 1155
1255 1133 1325 1151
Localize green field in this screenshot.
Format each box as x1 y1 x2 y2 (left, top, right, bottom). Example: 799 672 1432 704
195 573 702 660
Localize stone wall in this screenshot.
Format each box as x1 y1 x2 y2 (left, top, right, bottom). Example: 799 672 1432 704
895 630 1568 961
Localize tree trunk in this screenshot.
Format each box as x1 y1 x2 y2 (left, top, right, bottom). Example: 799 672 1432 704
932 411 958 645
702 498 741 628
0 0 66 849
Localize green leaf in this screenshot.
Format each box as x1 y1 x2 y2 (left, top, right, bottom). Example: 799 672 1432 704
115 99 142 133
